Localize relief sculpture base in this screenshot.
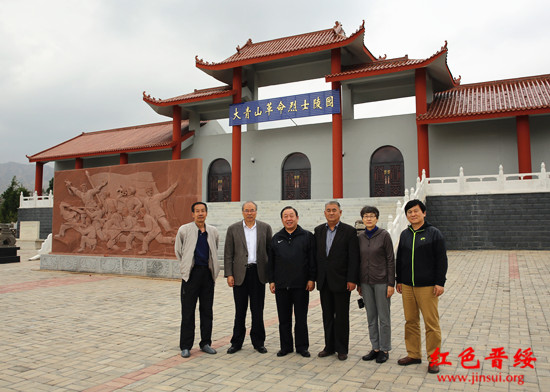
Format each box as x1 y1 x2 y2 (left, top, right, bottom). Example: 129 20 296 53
50 159 201 263
41 254 181 279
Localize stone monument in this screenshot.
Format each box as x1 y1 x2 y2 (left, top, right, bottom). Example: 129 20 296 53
41 159 202 277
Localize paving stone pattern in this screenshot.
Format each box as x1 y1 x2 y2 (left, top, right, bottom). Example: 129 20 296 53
1 249 548 391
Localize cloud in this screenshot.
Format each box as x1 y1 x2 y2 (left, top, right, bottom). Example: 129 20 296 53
1 0 549 163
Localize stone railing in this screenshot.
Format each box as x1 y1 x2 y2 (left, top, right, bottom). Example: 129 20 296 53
19 191 54 208
386 171 428 251
426 163 550 195
386 163 549 249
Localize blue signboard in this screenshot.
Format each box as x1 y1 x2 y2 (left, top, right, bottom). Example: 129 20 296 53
229 89 340 126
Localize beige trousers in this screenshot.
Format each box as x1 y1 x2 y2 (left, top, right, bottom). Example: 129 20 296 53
401 284 441 360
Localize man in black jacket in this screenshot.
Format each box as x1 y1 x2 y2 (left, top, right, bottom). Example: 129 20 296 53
314 201 359 361
396 199 448 374
268 206 316 358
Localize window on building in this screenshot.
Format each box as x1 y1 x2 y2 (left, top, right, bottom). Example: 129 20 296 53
282 153 311 200
370 146 404 197
208 159 231 202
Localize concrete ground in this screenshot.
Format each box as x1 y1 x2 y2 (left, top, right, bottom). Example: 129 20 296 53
1 249 548 391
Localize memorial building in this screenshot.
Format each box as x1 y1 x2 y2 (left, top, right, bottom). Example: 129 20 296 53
28 20 550 203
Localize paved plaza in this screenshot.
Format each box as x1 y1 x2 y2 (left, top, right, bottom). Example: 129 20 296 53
1 249 549 391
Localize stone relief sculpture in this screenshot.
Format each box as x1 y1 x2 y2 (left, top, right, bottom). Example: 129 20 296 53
54 169 180 257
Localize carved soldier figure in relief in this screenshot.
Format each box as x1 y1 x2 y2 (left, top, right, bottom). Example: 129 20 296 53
136 208 174 254
142 183 178 233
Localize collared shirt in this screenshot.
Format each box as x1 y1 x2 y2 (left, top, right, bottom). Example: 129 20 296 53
194 229 209 266
243 220 257 264
326 222 340 256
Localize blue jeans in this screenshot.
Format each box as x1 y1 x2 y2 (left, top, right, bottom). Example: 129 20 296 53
361 283 392 352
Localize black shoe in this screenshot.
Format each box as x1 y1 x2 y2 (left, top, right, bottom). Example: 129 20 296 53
376 351 389 363
255 346 267 354
337 353 348 361
318 350 335 358
362 350 379 361
277 349 292 357
227 346 241 354
298 350 311 358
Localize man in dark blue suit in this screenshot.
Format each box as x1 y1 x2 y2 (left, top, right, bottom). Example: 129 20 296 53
314 201 360 361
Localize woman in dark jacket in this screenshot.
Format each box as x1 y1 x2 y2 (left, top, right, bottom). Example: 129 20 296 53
357 206 395 364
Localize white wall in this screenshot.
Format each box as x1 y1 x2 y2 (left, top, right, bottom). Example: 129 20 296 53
53 113 550 201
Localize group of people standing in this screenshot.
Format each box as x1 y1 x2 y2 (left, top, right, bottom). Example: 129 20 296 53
174 199 448 374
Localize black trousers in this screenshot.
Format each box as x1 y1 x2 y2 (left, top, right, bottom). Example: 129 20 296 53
231 265 266 348
180 265 214 350
275 287 309 352
320 285 351 354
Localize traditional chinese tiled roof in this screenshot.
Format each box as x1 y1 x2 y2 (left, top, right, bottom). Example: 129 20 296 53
326 42 459 88
418 74 550 123
143 86 233 106
195 21 375 69
28 121 194 162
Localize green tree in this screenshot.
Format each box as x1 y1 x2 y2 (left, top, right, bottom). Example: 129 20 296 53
46 176 54 194
0 176 30 223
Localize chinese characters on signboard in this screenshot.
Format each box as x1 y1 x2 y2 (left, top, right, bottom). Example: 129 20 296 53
229 89 341 126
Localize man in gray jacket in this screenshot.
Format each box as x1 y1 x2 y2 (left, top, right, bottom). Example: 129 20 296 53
224 201 272 354
175 202 220 358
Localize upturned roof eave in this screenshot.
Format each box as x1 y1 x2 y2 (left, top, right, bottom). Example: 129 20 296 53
142 88 234 108
195 22 371 72
325 45 457 90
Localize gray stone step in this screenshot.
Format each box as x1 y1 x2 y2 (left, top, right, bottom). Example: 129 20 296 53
204 197 401 263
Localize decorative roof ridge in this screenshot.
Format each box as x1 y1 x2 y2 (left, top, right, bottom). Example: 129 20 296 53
374 54 409 63
332 20 346 37
236 38 253 53
335 42 448 74
195 20 366 67
437 73 550 92
426 41 460 86
424 40 448 62
143 85 232 105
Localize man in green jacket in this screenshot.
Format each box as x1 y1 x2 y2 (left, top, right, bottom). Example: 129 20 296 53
396 199 448 374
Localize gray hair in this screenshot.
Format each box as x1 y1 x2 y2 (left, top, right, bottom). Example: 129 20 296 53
242 201 258 211
324 200 341 209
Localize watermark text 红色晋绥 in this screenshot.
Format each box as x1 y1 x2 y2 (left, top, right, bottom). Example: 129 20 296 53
430 347 536 385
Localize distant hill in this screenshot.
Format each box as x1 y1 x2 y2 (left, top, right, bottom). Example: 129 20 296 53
0 162 54 194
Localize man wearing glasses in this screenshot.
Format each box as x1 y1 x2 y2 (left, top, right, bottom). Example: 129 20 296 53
224 201 273 354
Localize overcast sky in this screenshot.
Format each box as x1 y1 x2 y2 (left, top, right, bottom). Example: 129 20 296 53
1 0 549 165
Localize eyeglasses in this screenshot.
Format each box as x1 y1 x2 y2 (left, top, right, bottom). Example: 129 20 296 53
243 210 256 213
362 214 377 219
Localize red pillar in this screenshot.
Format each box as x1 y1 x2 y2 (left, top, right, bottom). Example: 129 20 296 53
172 106 182 160
415 69 430 177
75 158 83 169
231 67 242 202
516 115 532 174
120 153 128 165
34 162 44 196
331 48 343 198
